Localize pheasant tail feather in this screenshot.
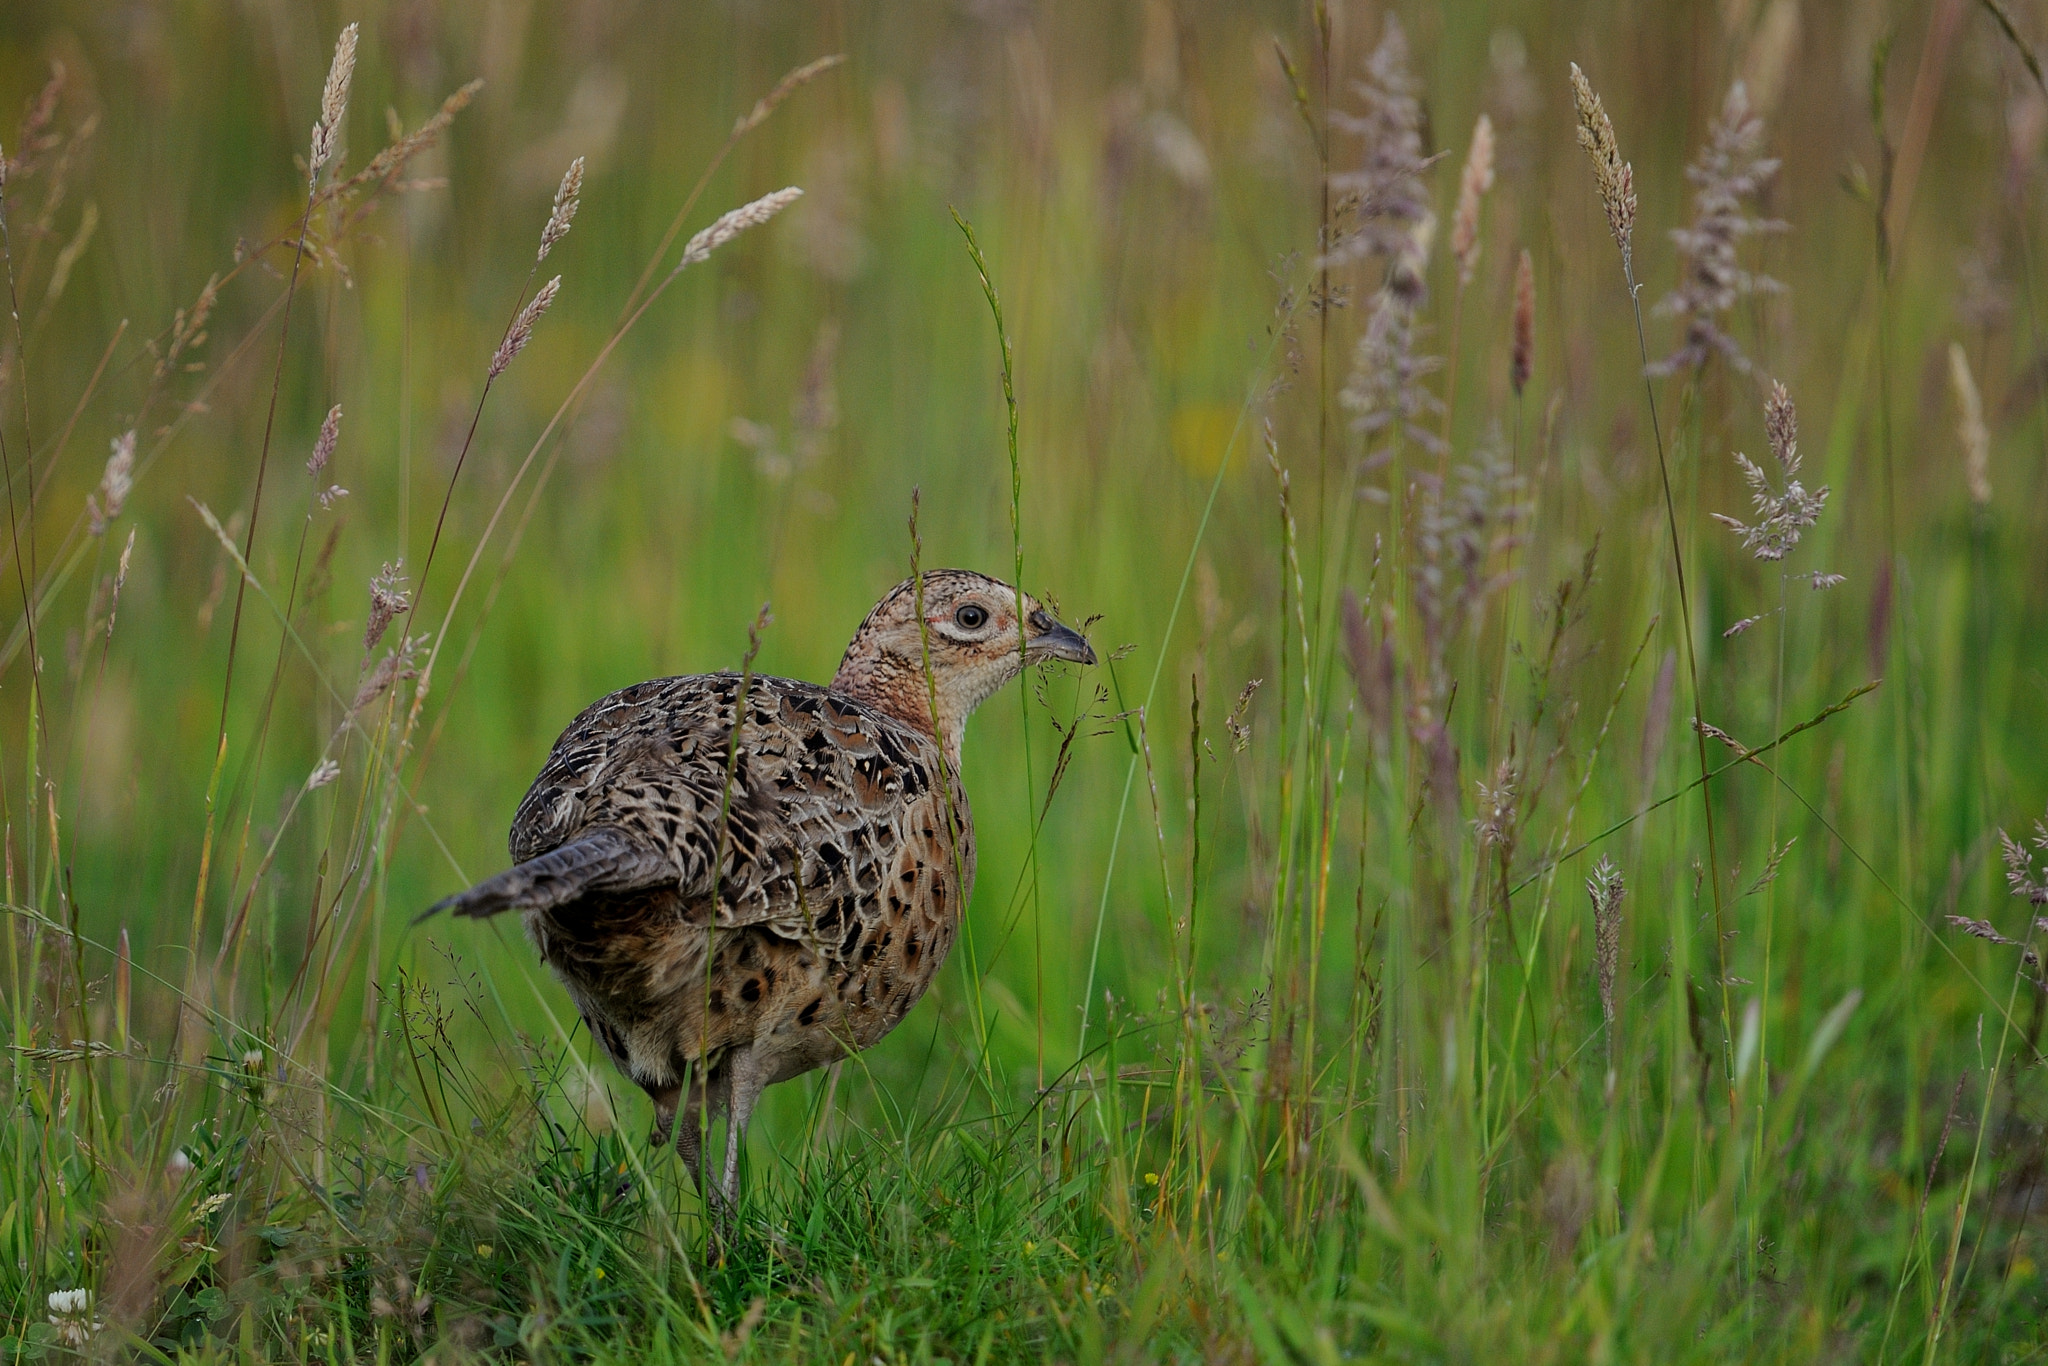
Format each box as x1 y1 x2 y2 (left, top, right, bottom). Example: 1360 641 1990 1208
418 827 667 923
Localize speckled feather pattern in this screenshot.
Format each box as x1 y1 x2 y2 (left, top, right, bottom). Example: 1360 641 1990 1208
505 672 972 1094
431 570 1094 1198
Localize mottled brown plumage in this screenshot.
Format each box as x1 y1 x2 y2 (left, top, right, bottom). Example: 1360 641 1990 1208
426 570 1093 1206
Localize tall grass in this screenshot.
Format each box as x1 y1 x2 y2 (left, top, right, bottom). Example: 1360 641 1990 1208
2 3 2046 1360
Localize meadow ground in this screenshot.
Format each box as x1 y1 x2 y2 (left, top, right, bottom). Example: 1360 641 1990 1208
3 1 2048 1360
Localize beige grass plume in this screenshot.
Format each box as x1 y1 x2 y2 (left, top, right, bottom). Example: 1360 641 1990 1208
86 430 135 536
681 187 805 268
1569 62 1636 274
539 157 584 263
309 23 359 179
490 276 560 378
1948 342 1990 506
1451 113 1495 287
307 404 341 476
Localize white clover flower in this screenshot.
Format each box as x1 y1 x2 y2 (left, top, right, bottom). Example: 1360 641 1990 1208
47 1288 101 1346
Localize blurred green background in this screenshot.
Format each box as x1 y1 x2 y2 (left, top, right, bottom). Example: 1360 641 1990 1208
3 0 2048 1350
4 0 2042 1085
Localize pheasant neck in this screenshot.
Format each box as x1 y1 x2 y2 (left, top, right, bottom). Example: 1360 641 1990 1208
830 649 966 765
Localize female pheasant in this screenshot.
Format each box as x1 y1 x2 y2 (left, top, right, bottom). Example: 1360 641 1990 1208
425 570 1093 1206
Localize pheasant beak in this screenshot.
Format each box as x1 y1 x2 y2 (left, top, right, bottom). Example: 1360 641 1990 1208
1028 613 1096 666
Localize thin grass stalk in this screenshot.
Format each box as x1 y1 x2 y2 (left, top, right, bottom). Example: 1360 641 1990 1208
1261 420 1317 1211
1923 912 2040 1361
1076 266 1300 1059
1876 1070 1966 1363
0 290 292 681
0 320 122 599
215 411 347 983
189 27 346 1021
0 149 53 936
1486 614 1648 1145
905 496 998 1107
949 209 1048 1107
1169 675 1203 1242
1632 307 1736 1122
0 119 106 1179
1749 562 1790 1249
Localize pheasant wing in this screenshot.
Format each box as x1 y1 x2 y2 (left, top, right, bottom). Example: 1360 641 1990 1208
470 674 954 945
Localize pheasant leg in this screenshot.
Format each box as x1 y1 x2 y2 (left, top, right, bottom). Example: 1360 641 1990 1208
720 1044 765 1206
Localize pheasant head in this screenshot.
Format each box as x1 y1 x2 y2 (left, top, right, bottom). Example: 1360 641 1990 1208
831 570 1095 759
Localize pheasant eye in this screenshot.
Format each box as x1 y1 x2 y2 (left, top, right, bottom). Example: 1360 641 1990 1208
955 604 989 631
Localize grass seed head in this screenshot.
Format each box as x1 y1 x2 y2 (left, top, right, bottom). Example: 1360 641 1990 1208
86 429 135 535
309 23 359 178
1569 62 1636 273
680 186 805 267
1764 378 1798 473
1587 856 1626 1027
1473 759 1518 850
490 275 560 378
1327 16 1434 270
1948 341 1991 505
1512 247 1535 394
365 561 411 651
1713 381 1828 561
346 79 483 196
1340 588 1395 739
539 156 584 262
733 54 847 137
2002 814 2048 906
307 404 341 476
1649 79 1787 375
1451 113 1495 287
